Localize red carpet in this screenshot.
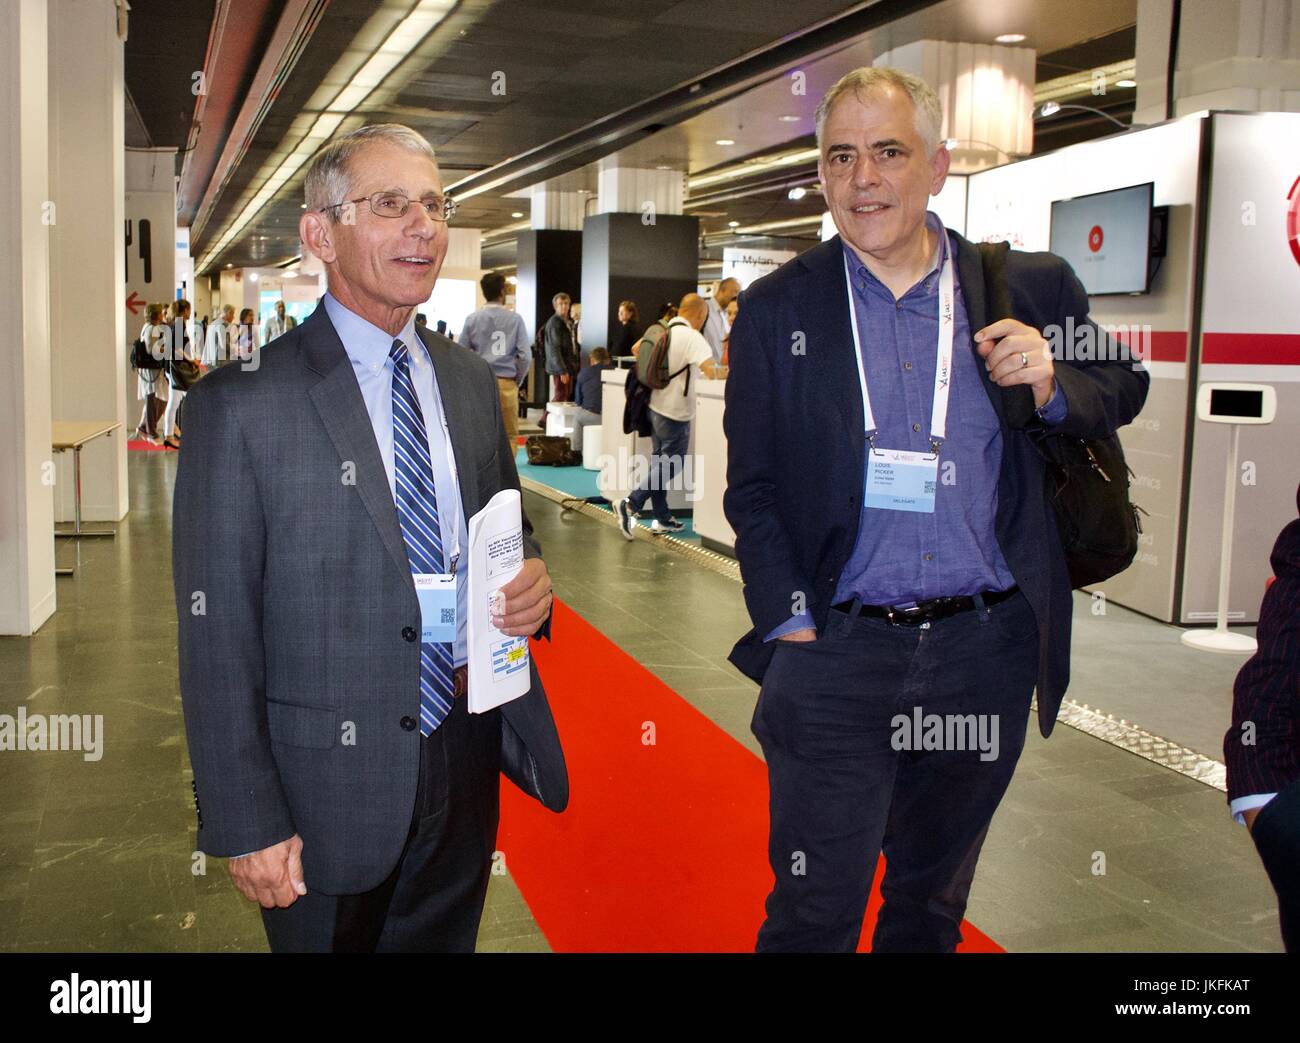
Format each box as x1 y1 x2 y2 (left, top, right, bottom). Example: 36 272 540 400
128 439 170 452
499 599 1003 953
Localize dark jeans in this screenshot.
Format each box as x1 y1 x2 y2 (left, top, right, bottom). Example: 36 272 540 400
260 696 501 953
1250 776 1300 952
628 409 691 525
753 591 1038 952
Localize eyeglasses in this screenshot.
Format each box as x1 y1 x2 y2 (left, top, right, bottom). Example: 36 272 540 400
322 191 457 222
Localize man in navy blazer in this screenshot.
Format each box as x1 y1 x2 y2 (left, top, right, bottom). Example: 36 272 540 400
724 68 1148 952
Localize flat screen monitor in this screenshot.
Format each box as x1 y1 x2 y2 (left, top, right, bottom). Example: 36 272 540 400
1049 182 1154 295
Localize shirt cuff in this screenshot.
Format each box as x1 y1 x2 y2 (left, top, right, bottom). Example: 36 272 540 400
1035 381 1068 425
1229 793 1278 826
765 612 816 642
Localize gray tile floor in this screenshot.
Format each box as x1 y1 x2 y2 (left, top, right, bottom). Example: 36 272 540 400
0 451 1283 952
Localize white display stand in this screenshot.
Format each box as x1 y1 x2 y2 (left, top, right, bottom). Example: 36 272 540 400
545 402 579 448
582 424 603 470
1180 383 1276 655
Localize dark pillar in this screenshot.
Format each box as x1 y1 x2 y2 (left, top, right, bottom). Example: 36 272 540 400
515 229 582 341
579 212 699 356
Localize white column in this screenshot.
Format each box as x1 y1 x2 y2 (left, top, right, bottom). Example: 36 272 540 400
1135 0 1300 123
529 185 585 230
123 148 177 432
0 0 57 635
595 161 685 216
876 39 1036 170
49 0 127 524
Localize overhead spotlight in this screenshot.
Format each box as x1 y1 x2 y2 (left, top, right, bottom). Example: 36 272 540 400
225 263 232 268
995 33 1026 44
1116 79 1137 88
787 186 807 200
511 211 523 218
715 138 735 146
655 164 672 170
249 272 259 283
1038 101 1061 118
778 115 801 123
727 220 739 228
300 203 307 209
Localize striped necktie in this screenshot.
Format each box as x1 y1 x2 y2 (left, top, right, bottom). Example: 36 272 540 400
389 338 454 736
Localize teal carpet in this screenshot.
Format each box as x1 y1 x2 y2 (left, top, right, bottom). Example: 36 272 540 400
514 445 699 542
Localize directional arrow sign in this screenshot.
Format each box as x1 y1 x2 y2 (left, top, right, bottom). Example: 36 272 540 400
126 290 144 315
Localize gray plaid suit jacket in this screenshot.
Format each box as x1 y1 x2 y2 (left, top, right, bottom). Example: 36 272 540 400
173 302 567 895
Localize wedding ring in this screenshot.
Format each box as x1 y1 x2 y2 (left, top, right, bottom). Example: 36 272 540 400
1019 351 1029 368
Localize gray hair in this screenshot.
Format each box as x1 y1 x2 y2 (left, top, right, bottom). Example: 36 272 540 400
814 66 943 157
304 123 438 218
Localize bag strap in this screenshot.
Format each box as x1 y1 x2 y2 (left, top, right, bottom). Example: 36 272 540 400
977 240 1035 430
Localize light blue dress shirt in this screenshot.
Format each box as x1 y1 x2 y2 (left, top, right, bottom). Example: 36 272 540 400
324 292 469 669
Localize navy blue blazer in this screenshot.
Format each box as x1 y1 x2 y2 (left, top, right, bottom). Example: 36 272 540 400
723 232 1150 737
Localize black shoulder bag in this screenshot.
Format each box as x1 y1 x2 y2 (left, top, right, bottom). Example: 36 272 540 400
978 241 1143 589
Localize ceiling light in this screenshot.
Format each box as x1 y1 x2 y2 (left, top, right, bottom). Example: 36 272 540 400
995 33 1026 44
1038 101 1061 118
1116 79 1137 88
778 115 801 123
787 186 807 200
511 211 523 218
943 138 959 150
688 146 819 192
715 138 735 146
727 220 739 227
249 272 259 282
300 203 307 209
655 164 672 170
225 263 232 268
196 0 456 273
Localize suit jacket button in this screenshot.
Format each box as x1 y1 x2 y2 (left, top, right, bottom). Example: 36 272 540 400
402 626 417 642
400 716 417 731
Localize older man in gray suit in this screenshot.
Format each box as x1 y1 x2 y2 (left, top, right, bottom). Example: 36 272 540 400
173 124 567 953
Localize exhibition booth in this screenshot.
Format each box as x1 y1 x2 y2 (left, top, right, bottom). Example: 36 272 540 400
593 110 1300 626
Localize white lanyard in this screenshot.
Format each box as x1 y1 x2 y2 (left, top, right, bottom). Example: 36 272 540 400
399 341 462 571
843 240 955 454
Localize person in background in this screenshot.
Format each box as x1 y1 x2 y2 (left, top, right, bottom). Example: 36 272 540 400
1225 485 1300 952
656 301 677 324
415 313 428 330
435 319 448 337
722 297 739 366
572 345 614 449
134 301 168 443
613 300 640 358
701 277 739 364
543 292 579 404
570 302 582 352
235 308 259 357
285 315 297 331
203 304 236 368
263 299 289 345
614 294 719 537
460 271 531 446
161 298 196 450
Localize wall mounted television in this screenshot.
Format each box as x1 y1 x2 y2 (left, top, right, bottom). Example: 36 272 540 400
1048 182 1156 295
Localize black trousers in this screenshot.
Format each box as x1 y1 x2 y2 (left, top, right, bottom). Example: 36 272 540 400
1250 777 1300 952
753 592 1038 952
261 697 502 953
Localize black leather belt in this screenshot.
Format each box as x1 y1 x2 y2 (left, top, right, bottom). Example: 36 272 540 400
832 586 1019 626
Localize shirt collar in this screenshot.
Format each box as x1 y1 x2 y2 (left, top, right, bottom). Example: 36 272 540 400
843 209 950 294
323 292 422 376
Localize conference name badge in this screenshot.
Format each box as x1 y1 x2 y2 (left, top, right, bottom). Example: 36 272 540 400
414 573 457 643
865 448 939 514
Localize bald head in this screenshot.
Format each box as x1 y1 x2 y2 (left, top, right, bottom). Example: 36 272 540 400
678 292 708 330
714 278 740 308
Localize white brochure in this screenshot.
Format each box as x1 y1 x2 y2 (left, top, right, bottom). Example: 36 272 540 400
467 488 532 713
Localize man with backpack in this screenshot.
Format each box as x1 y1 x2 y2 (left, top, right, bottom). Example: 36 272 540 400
615 293 719 537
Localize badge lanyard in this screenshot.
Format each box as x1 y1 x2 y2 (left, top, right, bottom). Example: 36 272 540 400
842 239 955 457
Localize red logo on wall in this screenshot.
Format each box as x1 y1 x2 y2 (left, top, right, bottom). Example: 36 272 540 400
1288 174 1300 268
1088 225 1104 252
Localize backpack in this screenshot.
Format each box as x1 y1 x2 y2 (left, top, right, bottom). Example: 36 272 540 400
979 240 1144 588
634 320 690 392
524 434 581 466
